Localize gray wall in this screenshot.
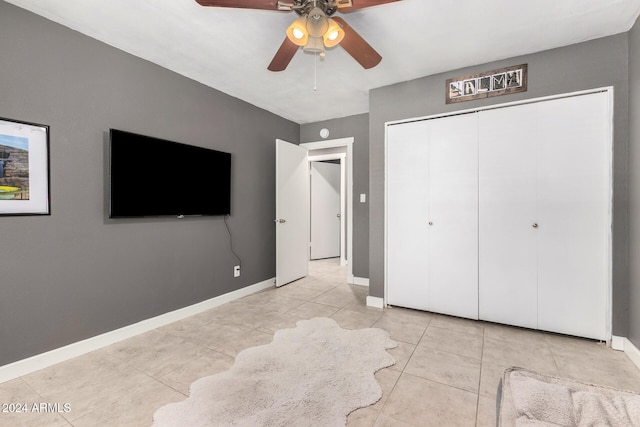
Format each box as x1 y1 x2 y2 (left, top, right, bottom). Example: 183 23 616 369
368 34 631 336
629 18 640 348
301 114 369 278
0 1 298 366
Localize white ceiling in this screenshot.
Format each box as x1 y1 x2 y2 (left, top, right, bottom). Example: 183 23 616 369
5 0 640 124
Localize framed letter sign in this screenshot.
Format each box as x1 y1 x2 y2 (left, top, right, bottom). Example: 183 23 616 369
446 64 528 104
0 117 50 216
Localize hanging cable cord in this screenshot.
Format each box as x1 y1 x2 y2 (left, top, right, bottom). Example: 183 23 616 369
223 215 242 267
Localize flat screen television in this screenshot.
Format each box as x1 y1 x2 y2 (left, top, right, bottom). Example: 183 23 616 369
109 129 231 218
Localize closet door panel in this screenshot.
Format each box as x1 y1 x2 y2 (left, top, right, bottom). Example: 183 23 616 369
536 93 610 340
386 122 429 310
428 113 479 319
479 104 539 328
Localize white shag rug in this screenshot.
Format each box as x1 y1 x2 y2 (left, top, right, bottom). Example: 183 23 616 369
498 367 640 426
152 317 397 427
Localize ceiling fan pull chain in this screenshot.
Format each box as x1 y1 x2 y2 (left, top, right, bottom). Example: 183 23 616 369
314 52 318 91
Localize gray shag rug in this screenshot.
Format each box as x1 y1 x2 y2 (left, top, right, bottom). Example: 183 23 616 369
152 317 397 426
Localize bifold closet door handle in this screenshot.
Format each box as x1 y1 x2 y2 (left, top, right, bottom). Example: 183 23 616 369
532 223 538 228
428 221 433 226
275 218 286 223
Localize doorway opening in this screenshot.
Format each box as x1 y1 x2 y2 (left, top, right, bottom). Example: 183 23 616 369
301 138 354 283
309 155 345 263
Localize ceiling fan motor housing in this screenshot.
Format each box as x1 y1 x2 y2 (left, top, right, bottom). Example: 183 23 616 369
291 0 340 17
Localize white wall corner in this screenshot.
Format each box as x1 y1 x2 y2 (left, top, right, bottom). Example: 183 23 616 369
366 296 384 309
352 276 370 287
0 277 275 384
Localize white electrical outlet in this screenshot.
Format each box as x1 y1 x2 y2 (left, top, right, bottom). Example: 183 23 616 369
234 265 240 278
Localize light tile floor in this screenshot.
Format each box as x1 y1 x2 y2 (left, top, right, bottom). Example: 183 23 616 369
2 258 640 426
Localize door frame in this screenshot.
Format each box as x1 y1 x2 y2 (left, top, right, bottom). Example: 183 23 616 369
301 138 354 283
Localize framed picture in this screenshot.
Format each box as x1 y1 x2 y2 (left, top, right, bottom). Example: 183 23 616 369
0 117 50 216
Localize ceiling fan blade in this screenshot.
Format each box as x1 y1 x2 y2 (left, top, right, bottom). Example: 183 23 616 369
337 0 401 12
195 0 280 10
332 17 381 69
268 37 299 71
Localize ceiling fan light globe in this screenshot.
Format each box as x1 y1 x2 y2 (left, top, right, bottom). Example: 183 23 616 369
303 36 325 54
323 18 344 47
306 7 329 38
286 16 308 46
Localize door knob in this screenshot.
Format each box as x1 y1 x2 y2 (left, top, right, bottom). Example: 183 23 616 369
275 219 286 223
337 213 341 218
428 221 433 226
532 223 538 228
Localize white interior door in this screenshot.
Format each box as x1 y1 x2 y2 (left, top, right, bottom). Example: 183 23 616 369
310 161 341 260
275 139 309 287
427 113 479 320
479 103 539 329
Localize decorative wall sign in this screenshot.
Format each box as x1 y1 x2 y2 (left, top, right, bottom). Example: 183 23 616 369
0 117 50 216
446 64 528 104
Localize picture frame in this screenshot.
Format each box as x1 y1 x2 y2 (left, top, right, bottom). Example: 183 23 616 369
0 117 50 216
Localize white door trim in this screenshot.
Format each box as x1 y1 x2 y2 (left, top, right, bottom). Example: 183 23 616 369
301 138 354 283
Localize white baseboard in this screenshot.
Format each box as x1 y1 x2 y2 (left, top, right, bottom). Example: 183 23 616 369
352 276 369 287
611 335 640 372
611 335 625 351
0 278 275 384
623 337 640 371
366 296 384 309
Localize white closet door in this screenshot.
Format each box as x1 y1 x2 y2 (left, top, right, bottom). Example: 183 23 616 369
427 113 479 319
536 92 610 340
386 121 429 310
479 103 539 329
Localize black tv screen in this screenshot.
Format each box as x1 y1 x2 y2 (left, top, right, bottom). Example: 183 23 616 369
109 129 231 218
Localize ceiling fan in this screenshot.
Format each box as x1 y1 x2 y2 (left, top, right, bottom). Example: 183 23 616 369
195 0 401 71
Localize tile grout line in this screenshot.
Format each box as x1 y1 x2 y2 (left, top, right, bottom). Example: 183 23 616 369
475 323 486 427
544 333 562 376
371 316 433 427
